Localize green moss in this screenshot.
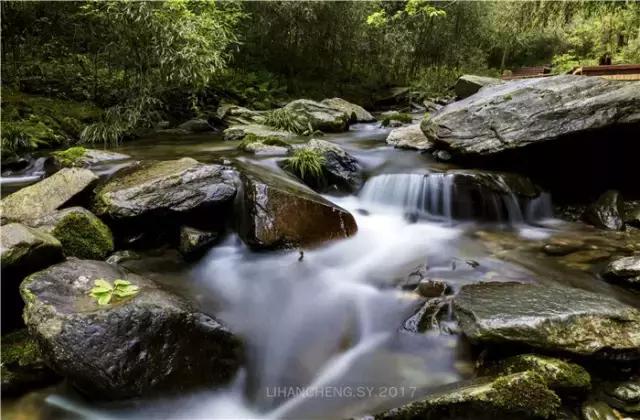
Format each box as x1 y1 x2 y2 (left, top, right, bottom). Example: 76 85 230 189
51 146 88 167
503 94 513 101
238 133 290 151
488 372 560 419
51 211 114 259
381 112 413 127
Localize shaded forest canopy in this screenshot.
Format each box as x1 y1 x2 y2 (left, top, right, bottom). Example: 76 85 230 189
2 0 639 154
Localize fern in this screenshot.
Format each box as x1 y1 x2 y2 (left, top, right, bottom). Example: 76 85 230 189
282 148 326 183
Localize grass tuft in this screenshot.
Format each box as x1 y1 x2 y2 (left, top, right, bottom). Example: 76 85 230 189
282 148 326 183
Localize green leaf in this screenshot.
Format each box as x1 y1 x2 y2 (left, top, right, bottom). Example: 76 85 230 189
94 279 113 289
97 293 112 305
113 279 131 287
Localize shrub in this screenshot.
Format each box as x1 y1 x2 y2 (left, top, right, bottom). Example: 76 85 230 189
263 107 308 134
282 148 326 184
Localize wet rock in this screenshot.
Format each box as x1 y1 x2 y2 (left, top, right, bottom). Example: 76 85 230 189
542 238 585 256
603 255 640 282
1 223 63 279
386 124 434 151
223 124 293 142
583 190 625 231
32 207 113 260
20 259 242 399
433 150 452 161
106 250 141 266
454 74 504 99
1 329 59 396
454 282 640 359
177 118 212 132
46 147 130 174
288 139 363 193
479 354 591 394
237 162 357 249
216 104 264 126
179 226 218 260
581 401 619 420
416 279 450 298
283 99 350 132
320 97 375 122
421 76 640 157
624 203 640 228
375 371 560 420
93 158 236 231
1 168 98 224
600 381 640 414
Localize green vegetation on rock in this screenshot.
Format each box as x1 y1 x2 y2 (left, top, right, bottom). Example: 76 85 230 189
263 107 308 135
282 148 326 185
47 209 114 260
237 133 290 152
1 329 58 395
50 147 87 167
381 113 413 127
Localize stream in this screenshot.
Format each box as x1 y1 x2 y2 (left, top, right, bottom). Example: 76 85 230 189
3 120 639 419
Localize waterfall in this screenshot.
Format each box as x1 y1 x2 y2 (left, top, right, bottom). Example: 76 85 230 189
359 172 552 224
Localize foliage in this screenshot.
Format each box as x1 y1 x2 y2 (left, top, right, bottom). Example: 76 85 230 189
282 148 326 184
263 107 308 135
381 113 413 127
238 133 290 152
89 279 139 306
51 147 87 167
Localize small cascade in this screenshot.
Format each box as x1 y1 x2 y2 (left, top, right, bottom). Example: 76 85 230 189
359 172 553 224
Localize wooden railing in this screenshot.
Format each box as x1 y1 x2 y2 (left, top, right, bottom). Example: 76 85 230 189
572 64 640 80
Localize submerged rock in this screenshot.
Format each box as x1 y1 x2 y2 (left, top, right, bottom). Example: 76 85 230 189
1 329 59 396
93 158 236 230
20 259 242 399
454 282 640 359
237 163 357 249
386 124 434 151
581 401 619 420
179 226 218 260
46 147 130 174
177 118 212 132
454 74 503 99
376 371 560 420
287 139 363 193
33 207 114 260
601 381 640 414
1 168 98 224
582 190 625 231
479 354 591 394
283 99 350 132
320 97 375 122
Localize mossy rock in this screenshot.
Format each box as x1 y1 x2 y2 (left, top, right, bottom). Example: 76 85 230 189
376 371 560 420
1 329 59 396
237 132 291 155
33 207 114 260
479 354 591 394
381 112 413 127
47 146 130 174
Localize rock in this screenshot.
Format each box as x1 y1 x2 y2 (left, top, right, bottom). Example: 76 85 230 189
542 238 585 256
433 150 452 161
454 282 640 359
179 226 218 260
216 104 264 126
20 259 242 399
1 168 98 224
479 354 590 394
223 124 293 142
237 162 357 249
46 147 130 174
375 371 560 420
287 139 363 193
624 203 640 228
581 401 619 420
106 250 141 266
422 75 640 157
416 279 450 298
32 207 114 260
386 124 434 151
1 223 63 279
237 133 291 156
283 99 350 132
1 329 59 396
601 381 640 414
93 158 237 230
320 97 375 122
177 118 212 132
603 255 640 279
454 74 503 99
583 190 626 231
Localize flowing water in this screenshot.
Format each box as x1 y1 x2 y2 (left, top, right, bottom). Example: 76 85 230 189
3 121 639 419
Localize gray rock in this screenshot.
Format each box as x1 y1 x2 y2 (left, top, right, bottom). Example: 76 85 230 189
581 401 619 420
177 118 212 132
320 98 375 122
106 250 141 266
223 124 293 142
624 203 640 227
601 380 640 414
1 223 63 279
237 162 357 249
454 282 640 358
46 147 130 174
386 124 434 151
421 75 640 157
1 168 98 224
20 259 242 399
216 104 264 126
283 99 350 132
582 190 625 230
454 74 503 99
179 226 218 260
93 158 237 224
604 255 640 278
375 371 560 420
416 279 450 298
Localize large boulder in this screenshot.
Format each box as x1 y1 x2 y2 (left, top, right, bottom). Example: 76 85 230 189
92 158 237 234
454 74 503 99
582 190 625 230
283 99 350 132
1 168 98 224
237 163 357 249
454 282 640 359
376 371 560 420
46 147 130 174
216 104 264 126
286 139 363 193
320 98 375 122
386 124 434 151
1 223 63 279
33 207 114 260
20 259 242 399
